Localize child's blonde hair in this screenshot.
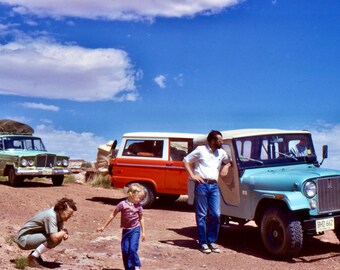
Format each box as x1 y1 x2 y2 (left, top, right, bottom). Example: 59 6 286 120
127 183 145 198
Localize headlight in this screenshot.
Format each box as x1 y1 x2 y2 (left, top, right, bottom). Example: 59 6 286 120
28 160 34 166
62 159 69 167
21 159 27 167
56 160 62 166
304 181 317 198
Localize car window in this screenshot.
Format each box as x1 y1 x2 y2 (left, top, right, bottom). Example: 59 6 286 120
122 139 164 158
169 140 191 161
235 134 315 169
3 137 46 151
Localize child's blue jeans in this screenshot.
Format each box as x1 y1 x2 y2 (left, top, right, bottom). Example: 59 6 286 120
121 226 141 270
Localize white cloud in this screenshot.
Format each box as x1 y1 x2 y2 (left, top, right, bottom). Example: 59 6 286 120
35 124 106 161
174 73 184 87
20 102 59 111
1 0 244 21
154 75 167 88
309 123 340 170
0 38 139 102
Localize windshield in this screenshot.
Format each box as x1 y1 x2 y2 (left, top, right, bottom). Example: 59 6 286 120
1 136 46 151
235 133 316 169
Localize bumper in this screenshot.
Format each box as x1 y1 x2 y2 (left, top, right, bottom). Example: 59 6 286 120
16 168 72 176
303 213 340 233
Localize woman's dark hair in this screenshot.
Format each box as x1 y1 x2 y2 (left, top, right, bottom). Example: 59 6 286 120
207 130 222 143
54 197 77 212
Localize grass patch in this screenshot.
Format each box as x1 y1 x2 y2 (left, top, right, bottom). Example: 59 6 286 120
13 257 28 269
64 175 76 184
91 174 111 188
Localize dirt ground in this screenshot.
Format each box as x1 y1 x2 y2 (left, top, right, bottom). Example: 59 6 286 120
0 179 339 270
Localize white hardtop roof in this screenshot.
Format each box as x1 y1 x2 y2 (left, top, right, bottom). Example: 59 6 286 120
123 132 202 139
195 129 311 142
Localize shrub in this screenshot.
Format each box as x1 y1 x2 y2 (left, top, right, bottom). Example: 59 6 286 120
64 175 76 184
13 257 28 269
91 174 111 188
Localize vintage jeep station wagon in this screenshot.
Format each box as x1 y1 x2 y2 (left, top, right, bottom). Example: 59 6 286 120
189 129 340 258
108 132 201 208
0 120 71 186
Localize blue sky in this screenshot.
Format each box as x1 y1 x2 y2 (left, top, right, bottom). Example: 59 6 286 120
0 0 339 168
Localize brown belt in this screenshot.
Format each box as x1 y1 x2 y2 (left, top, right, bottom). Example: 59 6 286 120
203 179 217 184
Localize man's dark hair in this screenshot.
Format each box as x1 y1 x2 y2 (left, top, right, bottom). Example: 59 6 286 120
54 197 77 212
207 130 222 143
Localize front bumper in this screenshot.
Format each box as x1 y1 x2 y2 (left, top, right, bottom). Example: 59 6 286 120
16 168 72 176
303 213 340 233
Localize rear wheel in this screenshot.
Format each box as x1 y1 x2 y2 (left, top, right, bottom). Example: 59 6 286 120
52 175 64 186
261 206 303 258
8 168 23 187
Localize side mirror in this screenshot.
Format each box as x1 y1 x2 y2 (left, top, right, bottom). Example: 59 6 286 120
322 145 328 159
320 145 328 166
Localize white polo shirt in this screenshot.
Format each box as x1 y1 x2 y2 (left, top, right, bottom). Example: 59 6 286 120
184 145 231 181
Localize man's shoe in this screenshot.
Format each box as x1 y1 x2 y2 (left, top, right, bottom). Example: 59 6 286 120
28 254 43 268
199 244 211 254
208 243 221 253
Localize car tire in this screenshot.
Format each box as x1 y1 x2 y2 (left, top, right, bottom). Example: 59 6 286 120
260 206 303 258
52 175 64 186
8 168 23 187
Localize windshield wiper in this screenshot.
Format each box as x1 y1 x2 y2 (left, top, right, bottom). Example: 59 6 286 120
276 151 298 161
240 156 264 165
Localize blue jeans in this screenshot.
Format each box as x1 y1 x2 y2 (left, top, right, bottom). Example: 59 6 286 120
195 182 220 247
121 226 141 270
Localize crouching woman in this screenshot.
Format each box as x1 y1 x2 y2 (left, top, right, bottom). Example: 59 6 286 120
14 197 77 268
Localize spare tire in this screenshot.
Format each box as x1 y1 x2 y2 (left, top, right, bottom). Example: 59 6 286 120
96 140 117 175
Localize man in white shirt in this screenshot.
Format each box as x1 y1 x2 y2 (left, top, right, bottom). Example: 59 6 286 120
183 130 231 254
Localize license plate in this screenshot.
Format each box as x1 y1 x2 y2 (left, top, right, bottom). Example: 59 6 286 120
42 169 52 175
316 217 334 233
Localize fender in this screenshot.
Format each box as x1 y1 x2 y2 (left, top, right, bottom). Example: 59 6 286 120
255 189 311 211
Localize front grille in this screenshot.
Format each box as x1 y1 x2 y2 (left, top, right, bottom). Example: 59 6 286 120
37 154 55 167
317 177 340 214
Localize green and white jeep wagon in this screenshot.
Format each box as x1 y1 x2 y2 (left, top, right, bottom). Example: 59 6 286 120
189 129 340 258
0 120 71 186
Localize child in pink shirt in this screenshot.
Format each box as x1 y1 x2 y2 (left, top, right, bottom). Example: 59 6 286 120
97 183 145 270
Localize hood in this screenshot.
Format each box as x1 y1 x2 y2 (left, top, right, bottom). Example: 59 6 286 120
242 164 340 191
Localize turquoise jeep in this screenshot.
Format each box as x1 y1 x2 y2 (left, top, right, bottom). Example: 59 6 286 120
0 120 71 186
189 129 340 258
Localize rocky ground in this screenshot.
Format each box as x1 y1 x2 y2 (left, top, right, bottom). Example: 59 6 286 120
0 179 339 270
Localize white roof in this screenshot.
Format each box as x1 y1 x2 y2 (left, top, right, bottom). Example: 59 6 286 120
195 129 311 142
122 132 202 139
